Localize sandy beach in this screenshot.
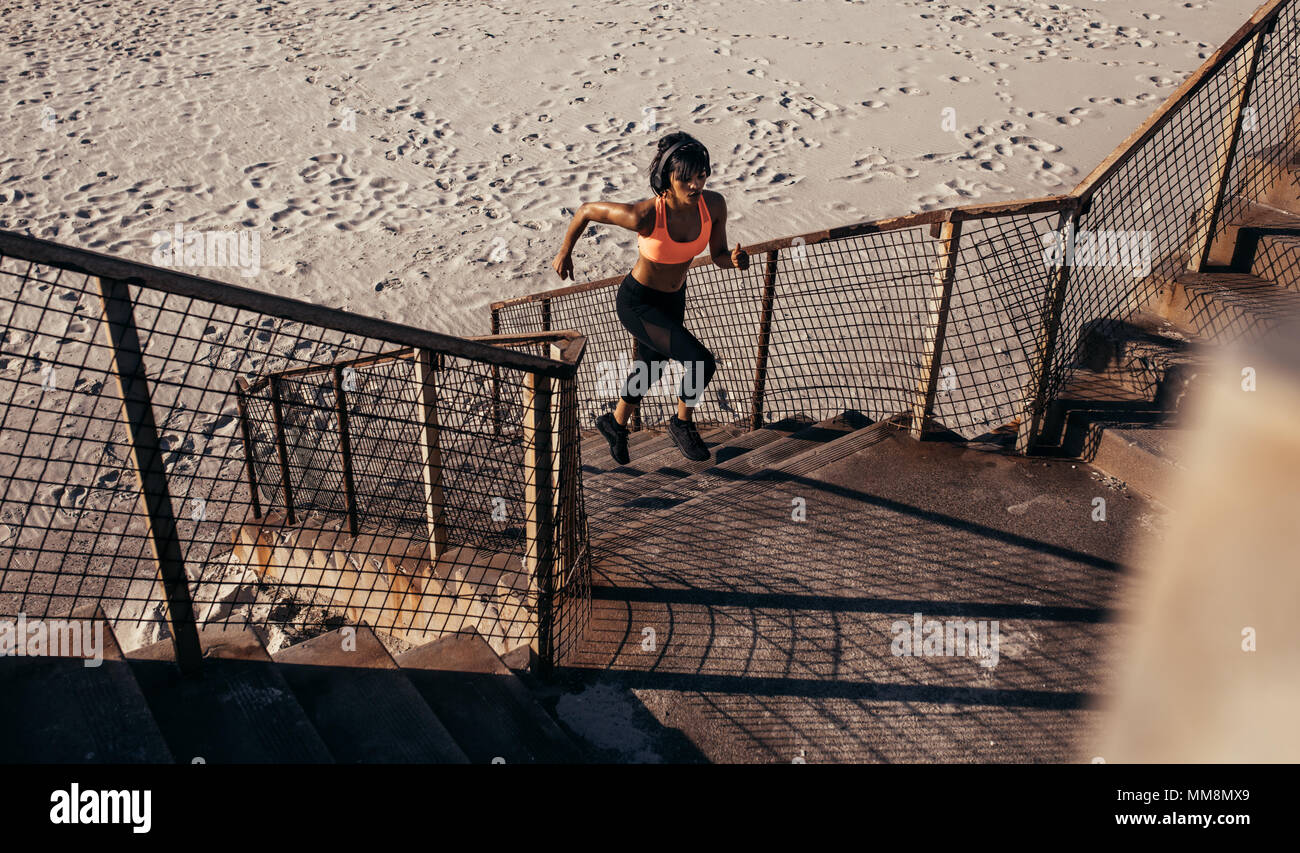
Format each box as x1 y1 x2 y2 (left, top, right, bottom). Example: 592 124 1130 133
1 0 1249 338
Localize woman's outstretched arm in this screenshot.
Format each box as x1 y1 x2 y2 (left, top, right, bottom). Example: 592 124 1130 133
552 201 643 280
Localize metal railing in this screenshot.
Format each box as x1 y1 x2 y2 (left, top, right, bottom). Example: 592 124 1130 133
0 232 591 676
493 0 1298 452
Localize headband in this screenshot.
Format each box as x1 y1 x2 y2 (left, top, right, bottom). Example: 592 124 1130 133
657 140 694 190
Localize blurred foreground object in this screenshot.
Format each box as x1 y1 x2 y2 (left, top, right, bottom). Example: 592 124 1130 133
1092 316 1300 763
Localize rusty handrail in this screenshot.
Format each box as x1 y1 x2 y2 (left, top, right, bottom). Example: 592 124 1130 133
492 197 1085 312
242 330 587 394
0 230 570 381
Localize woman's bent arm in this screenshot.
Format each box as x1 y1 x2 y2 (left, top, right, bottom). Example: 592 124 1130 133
553 201 643 280
568 201 641 244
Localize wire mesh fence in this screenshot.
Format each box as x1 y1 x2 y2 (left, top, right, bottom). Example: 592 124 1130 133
0 238 590 672
938 210 1068 437
1049 8 1289 404
1217 0 1300 254
758 227 935 429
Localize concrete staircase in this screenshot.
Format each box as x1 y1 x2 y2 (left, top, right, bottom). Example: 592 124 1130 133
0 605 583 763
222 512 536 657
565 405 1140 762
580 411 902 553
1034 190 1300 505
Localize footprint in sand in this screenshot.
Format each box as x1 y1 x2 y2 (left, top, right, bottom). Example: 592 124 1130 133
300 152 355 184
845 154 919 184
1030 157 1074 187
929 175 1016 203
582 118 621 134
243 161 275 189
1010 136 1062 154
47 483 89 519
777 93 836 120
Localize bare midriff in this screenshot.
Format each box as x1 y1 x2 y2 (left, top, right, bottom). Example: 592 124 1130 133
629 255 693 292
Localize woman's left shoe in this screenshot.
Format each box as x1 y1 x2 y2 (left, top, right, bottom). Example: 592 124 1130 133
668 415 710 461
595 412 631 465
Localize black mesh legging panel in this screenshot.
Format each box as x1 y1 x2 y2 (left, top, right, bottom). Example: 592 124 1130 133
614 273 717 407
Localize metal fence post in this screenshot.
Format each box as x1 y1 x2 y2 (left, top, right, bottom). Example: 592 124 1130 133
490 307 502 437
415 349 448 558
751 249 780 431
549 342 580 596
332 366 360 536
910 218 962 439
1014 203 1079 455
234 379 262 520
628 333 642 432
268 375 296 525
522 369 555 676
1188 28 1270 272
95 276 204 676
548 344 564 583
556 370 581 666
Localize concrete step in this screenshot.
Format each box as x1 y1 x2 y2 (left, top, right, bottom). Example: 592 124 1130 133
1074 311 1214 405
1157 271 1300 346
590 411 899 551
633 415 850 491
644 423 747 459
127 625 334 763
1207 198 1300 267
1236 142 1300 217
1087 425 1195 505
1038 365 1167 453
584 424 794 524
588 424 737 475
605 426 792 504
272 625 470 763
590 418 847 532
579 422 664 470
0 605 173 763
396 628 582 763
1247 232 1300 294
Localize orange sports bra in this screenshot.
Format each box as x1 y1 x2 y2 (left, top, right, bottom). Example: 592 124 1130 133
638 193 712 264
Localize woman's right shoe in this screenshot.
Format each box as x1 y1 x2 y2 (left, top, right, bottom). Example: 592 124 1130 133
596 412 630 465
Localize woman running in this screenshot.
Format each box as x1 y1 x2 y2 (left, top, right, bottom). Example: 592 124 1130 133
551 131 749 464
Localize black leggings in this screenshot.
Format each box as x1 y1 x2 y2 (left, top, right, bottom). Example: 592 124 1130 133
615 272 716 407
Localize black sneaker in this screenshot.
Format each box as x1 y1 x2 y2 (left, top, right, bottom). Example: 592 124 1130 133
668 415 710 461
595 412 630 465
